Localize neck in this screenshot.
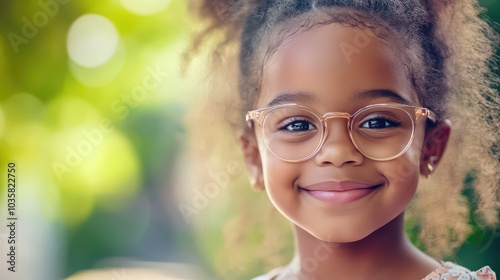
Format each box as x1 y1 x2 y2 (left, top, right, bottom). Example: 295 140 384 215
280 213 439 280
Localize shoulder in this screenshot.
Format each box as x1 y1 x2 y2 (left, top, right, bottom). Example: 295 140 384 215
423 261 496 280
251 267 284 280
67 268 183 279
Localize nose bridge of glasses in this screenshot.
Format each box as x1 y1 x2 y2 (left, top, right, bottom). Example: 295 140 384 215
321 112 352 138
322 112 351 124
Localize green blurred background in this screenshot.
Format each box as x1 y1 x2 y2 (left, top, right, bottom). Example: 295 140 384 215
0 0 498 279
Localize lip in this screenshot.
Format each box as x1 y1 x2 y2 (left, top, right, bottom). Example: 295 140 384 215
300 181 382 204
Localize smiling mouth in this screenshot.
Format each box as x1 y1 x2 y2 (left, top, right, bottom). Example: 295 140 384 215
299 183 383 204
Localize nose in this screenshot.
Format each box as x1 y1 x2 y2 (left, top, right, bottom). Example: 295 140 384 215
314 118 364 167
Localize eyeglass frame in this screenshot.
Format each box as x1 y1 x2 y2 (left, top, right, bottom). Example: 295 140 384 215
246 103 437 162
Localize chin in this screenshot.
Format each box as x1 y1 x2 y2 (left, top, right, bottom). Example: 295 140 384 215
306 226 374 244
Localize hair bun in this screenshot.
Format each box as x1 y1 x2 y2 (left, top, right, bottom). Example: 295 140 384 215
189 0 263 43
185 0 265 68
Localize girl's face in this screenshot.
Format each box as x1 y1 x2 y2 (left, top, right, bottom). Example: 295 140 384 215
244 23 448 243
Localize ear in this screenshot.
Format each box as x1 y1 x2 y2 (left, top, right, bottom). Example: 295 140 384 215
240 132 265 191
420 120 451 177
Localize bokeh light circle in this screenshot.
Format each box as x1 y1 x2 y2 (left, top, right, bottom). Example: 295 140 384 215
69 42 126 87
120 0 171 15
67 14 119 68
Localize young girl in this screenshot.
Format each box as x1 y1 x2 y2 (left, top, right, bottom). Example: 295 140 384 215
187 0 499 279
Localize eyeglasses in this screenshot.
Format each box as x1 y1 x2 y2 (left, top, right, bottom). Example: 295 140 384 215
246 103 436 162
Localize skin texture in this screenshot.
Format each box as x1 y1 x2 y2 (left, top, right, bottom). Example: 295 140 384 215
242 23 451 279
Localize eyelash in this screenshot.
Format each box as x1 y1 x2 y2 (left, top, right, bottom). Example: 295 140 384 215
360 116 402 128
277 117 315 132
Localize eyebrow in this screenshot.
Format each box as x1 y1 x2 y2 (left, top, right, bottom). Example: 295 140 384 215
266 91 316 107
265 88 411 108
354 89 411 105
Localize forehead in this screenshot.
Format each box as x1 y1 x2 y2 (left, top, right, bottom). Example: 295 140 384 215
259 23 417 109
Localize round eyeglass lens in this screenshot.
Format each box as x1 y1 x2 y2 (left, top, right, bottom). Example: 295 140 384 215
263 106 323 161
350 105 414 160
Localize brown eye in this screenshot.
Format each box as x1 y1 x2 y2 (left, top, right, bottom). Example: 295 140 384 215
361 118 401 129
279 118 316 132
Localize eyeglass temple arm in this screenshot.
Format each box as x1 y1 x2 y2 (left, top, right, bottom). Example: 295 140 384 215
415 108 437 123
246 111 261 128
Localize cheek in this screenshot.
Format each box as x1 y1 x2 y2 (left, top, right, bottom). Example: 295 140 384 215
377 139 423 208
380 157 419 194
257 140 303 216
369 131 425 227
257 135 299 186
380 124 425 183
262 153 299 205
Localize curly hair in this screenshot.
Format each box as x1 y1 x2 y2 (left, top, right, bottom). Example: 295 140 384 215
186 0 499 266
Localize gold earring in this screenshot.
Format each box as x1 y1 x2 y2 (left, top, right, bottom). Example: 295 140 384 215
426 163 434 179
250 177 257 188
250 177 265 191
